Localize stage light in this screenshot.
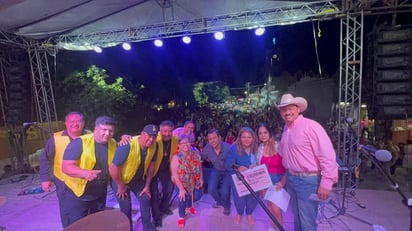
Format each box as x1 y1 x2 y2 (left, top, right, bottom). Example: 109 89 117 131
255 27 265 36
154 39 163 47
182 36 191 44
214 32 224 40
122 42 131 50
94 46 102 53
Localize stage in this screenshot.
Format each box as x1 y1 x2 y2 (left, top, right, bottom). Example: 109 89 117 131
0 172 410 231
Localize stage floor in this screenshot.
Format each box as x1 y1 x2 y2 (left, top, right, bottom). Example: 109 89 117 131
0 171 410 231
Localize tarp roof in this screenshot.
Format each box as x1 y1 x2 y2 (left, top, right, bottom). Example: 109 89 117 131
0 0 332 41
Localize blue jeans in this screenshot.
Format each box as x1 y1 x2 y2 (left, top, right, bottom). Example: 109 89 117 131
207 169 231 210
231 175 258 215
286 173 320 231
178 188 202 217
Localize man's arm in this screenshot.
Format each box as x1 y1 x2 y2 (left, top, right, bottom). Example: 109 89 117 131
140 161 155 197
62 160 101 181
108 163 128 199
39 137 55 191
62 138 101 181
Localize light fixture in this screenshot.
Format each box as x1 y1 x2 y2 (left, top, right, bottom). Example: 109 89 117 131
94 46 102 53
122 42 131 50
182 36 191 44
255 27 265 36
214 32 224 40
154 39 163 47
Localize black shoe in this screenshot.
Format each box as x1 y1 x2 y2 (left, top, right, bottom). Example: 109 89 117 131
223 208 230 216
161 208 173 215
154 219 162 228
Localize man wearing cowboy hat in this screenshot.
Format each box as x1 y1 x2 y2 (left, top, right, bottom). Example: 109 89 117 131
276 93 338 231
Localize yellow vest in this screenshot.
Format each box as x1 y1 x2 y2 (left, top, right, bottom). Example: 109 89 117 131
64 133 116 197
53 131 69 181
120 136 158 184
153 135 179 175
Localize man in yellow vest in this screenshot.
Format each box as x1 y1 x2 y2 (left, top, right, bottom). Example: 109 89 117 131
39 111 89 228
61 115 117 227
109 124 159 231
150 120 179 228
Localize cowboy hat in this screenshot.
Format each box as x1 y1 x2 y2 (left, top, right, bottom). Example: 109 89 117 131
276 93 307 112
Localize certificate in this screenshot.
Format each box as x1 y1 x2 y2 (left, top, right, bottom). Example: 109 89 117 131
232 164 272 197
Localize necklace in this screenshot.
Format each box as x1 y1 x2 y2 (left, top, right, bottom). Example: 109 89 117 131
164 141 171 157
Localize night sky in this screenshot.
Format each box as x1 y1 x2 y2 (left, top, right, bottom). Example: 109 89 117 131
58 20 341 99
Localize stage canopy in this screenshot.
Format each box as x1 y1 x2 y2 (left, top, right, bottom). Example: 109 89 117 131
0 0 343 50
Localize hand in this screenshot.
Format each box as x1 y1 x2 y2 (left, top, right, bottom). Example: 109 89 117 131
275 182 284 191
178 188 187 201
139 186 151 198
84 170 101 181
41 181 53 192
118 135 132 146
317 186 332 201
116 183 129 200
199 179 204 188
238 166 248 172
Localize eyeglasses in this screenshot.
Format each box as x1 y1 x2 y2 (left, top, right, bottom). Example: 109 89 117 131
179 141 191 145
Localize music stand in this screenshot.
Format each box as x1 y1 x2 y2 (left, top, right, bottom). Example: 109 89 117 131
232 165 285 231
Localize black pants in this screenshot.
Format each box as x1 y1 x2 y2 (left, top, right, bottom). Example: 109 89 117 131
63 189 106 228
150 170 175 220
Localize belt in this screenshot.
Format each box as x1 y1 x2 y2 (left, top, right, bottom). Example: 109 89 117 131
288 170 320 176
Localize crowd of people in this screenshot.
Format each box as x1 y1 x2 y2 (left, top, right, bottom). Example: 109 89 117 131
39 93 338 231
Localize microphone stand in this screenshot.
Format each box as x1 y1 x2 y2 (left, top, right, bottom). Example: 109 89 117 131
325 119 375 227
232 166 285 231
360 149 412 231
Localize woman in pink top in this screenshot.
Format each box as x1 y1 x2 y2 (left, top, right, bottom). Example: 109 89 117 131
256 123 286 231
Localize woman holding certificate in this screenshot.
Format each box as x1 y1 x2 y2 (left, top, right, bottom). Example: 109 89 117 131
257 123 286 231
225 127 259 225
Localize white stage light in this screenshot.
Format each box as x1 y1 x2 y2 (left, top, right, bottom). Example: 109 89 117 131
122 42 131 50
255 27 265 36
94 46 102 53
154 39 163 47
214 32 224 40
182 36 191 44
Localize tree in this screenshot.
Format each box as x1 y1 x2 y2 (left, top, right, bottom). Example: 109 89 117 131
192 81 230 106
55 65 136 130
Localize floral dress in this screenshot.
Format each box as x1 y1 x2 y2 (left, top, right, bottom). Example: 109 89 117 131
176 150 202 194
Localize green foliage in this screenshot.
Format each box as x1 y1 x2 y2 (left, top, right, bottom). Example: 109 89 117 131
56 65 136 128
192 81 230 105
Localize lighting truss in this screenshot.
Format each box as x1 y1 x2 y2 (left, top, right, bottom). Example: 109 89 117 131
53 1 341 49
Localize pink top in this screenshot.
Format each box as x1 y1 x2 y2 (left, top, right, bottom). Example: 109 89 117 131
261 154 285 174
278 115 338 189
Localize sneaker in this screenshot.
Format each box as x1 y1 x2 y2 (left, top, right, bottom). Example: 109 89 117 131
246 215 254 225
178 218 185 228
185 207 196 214
234 214 242 225
212 202 221 208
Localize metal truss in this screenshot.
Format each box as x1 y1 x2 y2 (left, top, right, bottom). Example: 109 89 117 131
0 31 29 49
27 44 58 138
53 0 341 48
337 9 364 190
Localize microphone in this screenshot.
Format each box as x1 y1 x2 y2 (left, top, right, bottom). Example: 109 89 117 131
359 145 392 162
23 122 38 127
